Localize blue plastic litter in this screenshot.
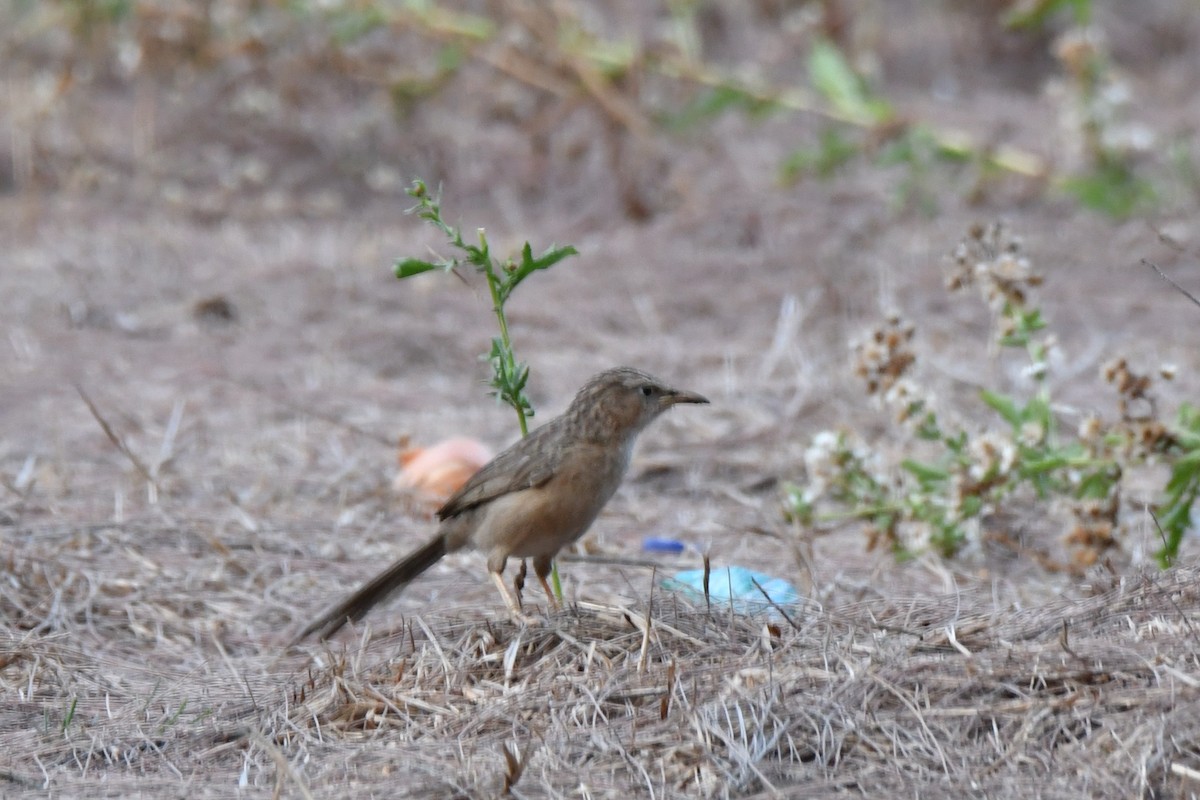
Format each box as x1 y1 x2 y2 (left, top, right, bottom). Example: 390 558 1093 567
642 537 686 554
663 566 800 614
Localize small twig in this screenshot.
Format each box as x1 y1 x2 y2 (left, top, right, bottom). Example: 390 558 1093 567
152 399 185 478
502 629 523 683
1058 619 1079 659
1143 258 1200 310
750 578 800 633
1148 222 1188 254
211 629 259 713
73 382 156 488
1148 506 1171 552
1171 762 1200 785
941 620 973 657
636 567 655 675
501 741 527 795
413 615 454 690
660 660 675 721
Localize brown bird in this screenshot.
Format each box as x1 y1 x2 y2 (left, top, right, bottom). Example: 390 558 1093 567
292 366 708 642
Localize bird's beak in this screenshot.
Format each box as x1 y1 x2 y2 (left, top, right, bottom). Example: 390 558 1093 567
663 388 709 406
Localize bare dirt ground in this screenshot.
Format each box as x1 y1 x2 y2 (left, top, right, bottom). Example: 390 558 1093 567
3 2 1200 797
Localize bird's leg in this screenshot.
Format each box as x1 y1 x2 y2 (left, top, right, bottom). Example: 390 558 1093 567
513 559 527 609
488 554 540 625
533 554 561 613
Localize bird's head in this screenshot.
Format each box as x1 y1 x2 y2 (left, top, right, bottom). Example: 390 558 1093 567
568 367 709 444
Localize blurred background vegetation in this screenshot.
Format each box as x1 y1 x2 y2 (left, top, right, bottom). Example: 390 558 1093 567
3 0 1197 222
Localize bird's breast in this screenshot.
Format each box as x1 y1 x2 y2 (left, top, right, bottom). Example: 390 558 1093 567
471 440 634 559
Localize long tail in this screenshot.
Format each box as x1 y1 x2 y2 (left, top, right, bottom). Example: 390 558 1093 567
290 534 447 644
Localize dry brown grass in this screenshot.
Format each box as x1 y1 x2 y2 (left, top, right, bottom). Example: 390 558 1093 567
5 508 1200 797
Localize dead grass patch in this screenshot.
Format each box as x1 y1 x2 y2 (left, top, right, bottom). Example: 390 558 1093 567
5 516 1200 797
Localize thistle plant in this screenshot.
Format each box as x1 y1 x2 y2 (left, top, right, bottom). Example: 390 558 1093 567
788 222 1194 567
395 180 578 436
394 179 578 595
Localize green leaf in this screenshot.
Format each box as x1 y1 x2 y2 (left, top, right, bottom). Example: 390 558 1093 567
807 39 892 125
529 244 578 271
931 523 966 557
1164 459 1200 500
437 43 464 72
1060 163 1156 219
506 243 579 295
998 307 1047 349
1159 499 1192 530
914 412 942 441
329 5 386 44
512 364 530 392
980 389 1022 428
1076 468 1118 500
1020 454 1071 476
395 258 442 278
1004 0 1091 29
944 431 968 454
662 84 779 131
1024 393 1052 431
958 494 984 519
901 459 949 488
780 126 861 183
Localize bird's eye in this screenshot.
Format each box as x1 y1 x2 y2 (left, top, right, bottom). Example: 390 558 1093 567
640 385 654 397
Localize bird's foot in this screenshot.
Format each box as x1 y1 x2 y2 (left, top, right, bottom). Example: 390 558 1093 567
493 571 546 626
510 611 544 627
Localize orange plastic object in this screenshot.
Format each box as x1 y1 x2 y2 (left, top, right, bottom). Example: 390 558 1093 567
394 437 493 503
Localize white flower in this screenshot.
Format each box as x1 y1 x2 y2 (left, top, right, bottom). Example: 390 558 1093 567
804 431 842 481
898 521 933 551
1019 421 1045 447
968 433 1016 480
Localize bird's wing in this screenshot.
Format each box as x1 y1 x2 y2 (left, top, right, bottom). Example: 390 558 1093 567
436 419 567 519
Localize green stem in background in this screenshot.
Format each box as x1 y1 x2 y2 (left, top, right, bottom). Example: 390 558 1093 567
482 250 529 437
398 4 1047 178
394 179 578 599
487 321 525 436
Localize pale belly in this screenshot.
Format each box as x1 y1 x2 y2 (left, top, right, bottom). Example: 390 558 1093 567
469 443 629 559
